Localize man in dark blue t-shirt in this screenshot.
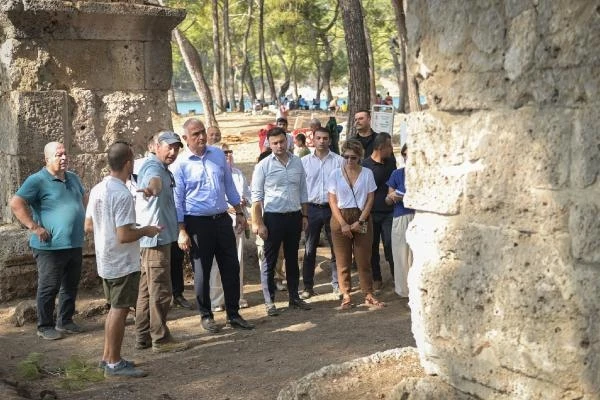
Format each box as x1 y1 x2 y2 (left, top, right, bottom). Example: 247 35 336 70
385 144 415 298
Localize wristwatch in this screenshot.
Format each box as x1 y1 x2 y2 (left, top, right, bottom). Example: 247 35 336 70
358 219 366 225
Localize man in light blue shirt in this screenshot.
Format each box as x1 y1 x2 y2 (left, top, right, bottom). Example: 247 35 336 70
251 127 310 316
171 118 253 332
134 131 188 352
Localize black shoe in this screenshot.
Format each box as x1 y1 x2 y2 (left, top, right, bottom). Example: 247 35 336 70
201 317 220 333
227 315 255 330
266 304 279 317
173 295 192 309
289 298 311 310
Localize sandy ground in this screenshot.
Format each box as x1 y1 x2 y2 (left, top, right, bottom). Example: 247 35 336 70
0 110 418 400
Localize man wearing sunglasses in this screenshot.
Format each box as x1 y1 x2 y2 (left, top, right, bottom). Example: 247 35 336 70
134 131 188 353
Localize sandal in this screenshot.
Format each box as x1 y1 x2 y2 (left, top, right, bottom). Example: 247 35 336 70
340 296 353 310
365 295 386 308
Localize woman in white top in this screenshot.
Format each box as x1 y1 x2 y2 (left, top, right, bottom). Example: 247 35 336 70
328 139 385 309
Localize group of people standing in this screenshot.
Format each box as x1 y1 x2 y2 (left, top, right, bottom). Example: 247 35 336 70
9 108 413 379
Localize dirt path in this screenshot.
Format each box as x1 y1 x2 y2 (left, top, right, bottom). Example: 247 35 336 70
0 111 416 400
1 263 414 399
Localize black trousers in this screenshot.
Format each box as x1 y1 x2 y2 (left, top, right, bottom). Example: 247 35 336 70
261 211 302 303
371 211 394 281
302 204 338 290
170 244 185 298
185 214 240 319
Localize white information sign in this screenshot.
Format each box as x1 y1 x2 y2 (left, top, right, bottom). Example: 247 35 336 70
371 104 395 136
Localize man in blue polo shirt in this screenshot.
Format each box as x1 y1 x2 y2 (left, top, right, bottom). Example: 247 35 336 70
10 142 86 340
385 144 415 298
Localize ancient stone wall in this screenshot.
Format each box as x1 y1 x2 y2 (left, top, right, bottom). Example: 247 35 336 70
402 1 600 398
0 0 185 300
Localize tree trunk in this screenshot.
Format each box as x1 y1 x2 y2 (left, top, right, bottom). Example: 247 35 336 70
340 0 371 135
245 57 258 103
319 33 334 103
173 28 218 128
223 0 235 111
261 31 276 102
272 42 290 102
237 0 254 112
391 0 420 112
211 0 225 114
364 19 377 106
257 0 265 102
390 38 405 113
167 88 178 115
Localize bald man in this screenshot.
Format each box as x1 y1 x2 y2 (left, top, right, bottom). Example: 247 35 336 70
10 142 87 340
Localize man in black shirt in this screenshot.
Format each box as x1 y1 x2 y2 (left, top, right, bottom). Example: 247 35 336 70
362 132 396 291
354 110 379 159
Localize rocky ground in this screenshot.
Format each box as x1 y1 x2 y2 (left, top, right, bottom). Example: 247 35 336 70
0 110 421 400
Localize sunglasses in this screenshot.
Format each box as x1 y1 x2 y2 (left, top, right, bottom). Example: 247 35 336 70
342 154 359 160
224 150 233 154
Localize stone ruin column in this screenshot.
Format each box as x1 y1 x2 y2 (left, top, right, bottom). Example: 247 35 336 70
402 1 600 399
0 0 185 300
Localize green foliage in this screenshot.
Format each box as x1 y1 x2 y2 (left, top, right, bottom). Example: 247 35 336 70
17 352 43 380
17 352 104 390
168 0 402 96
58 356 105 391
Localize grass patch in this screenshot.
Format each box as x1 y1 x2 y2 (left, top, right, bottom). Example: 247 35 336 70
58 356 105 390
17 352 43 380
17 353 105 390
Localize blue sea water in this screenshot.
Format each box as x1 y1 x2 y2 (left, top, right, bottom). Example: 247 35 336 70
176 97 406 115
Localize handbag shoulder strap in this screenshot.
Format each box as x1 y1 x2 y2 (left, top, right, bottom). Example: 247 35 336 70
342 166 360 209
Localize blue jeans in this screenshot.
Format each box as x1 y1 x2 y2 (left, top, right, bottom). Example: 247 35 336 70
33 248 82 330
302 204 338 290
370 212 394 282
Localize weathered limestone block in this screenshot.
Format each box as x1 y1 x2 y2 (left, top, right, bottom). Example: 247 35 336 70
1 1 184 41
144 41 175 90
0 264 37 302
569 201 600 263
69 154 109 194
0 1 185 301
404 112 465 215
571 105 600 189
407 215 599 399
0 225 33 267
69 89 101 154
390 376 476 400
277 348 423 400
0 91 69 156
97 90 173 151
11 299 36 327
504 9 537 81
404 1 600 398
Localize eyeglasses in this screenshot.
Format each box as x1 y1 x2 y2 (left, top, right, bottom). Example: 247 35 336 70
224 150 233 154
342 154 359 160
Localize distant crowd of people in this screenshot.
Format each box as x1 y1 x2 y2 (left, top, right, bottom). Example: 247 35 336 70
10 109 413 379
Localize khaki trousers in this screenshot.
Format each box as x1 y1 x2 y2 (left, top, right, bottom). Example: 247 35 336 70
392 213 414 297
136 244 172 344
330 208 374 295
